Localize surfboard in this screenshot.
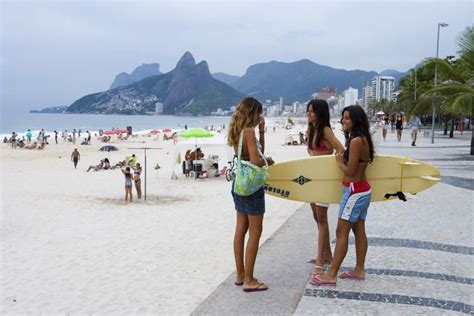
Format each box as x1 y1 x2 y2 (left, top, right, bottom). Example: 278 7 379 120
264 155 440 203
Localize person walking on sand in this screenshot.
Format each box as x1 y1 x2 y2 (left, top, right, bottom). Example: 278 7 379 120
54 130 58 144
410 115 422 146
72 129 77 145
310 105 374 286
227 97 275 292
133 163 142 199
305 100 344 277
122 167 133 203
71 148 80 169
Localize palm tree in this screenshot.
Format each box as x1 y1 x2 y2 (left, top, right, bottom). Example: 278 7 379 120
423 27 474 154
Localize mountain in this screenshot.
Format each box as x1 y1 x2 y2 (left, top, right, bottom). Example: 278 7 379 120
231 59 378 102
212 72 240 85
110 63 162 89
68 52 244 115
30 106 67 114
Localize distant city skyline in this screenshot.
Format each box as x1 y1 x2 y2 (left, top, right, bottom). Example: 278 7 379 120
1 0 472 114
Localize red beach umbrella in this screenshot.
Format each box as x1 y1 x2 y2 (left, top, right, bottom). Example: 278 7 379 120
116 129 128 134
163 128 172 133
150 129 161 134
103 130 115 135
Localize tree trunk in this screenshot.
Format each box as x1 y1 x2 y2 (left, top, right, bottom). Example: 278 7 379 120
443 115 448 135
449 117 455 138
471 132 474 155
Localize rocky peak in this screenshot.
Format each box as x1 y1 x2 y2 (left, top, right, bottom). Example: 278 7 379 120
175 51 196 72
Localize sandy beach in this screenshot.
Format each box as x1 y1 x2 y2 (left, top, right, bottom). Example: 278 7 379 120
1 126 318 314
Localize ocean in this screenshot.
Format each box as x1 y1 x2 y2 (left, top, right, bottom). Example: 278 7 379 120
0 113 233 136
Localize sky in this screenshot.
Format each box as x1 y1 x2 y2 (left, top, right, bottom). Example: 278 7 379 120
1 0 472 114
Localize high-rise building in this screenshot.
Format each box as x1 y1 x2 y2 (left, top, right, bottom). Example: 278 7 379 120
363 76 395 108
343 87 359 107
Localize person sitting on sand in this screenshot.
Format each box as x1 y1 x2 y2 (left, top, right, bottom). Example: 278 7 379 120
37 142 45 150
103 158 111 170
25 141 37 149
190 148 204 161
81 138 89 145
87 159 105 172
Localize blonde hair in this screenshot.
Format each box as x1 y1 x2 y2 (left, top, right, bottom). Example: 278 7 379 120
227 97 263 146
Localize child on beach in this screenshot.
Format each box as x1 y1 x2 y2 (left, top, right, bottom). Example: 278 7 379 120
305 100 344 277
122 167 133 203
310 105 374 286
227 97 275 292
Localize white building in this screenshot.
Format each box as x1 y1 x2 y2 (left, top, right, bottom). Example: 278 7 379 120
155 102 163 114
343 87 359 107
363 76 395 108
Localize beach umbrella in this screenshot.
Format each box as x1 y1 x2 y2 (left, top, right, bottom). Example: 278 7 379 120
179 128 213 139
115 129 128 134
179 128 214 148
103 130 115 135
163 128 172 133
150 129 160 134
99 145 118 152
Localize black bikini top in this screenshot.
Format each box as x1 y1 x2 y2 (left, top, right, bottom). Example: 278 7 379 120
343 139 370 163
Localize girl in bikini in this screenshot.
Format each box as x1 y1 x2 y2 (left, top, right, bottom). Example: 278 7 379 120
311 105 374 286
133 163 142 200
122 167 133 203
306 100 344 277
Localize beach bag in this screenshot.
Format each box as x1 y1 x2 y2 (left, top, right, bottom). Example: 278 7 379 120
233 130 269 196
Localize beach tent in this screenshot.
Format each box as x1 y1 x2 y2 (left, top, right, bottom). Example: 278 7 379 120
171 133 233 179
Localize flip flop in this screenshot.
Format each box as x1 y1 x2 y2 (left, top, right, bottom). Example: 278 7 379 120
339 271 365 281
243 282 268 292
309 274 336 287
235 278 258 286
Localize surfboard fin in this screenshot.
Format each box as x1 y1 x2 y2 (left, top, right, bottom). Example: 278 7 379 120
420 176 441 181
384 192 407 202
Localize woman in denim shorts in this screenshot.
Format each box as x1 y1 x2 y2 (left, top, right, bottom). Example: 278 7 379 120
311 105 374 286
227 97 275 292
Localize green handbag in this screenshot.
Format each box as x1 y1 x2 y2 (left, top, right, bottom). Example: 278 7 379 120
233 130 269 196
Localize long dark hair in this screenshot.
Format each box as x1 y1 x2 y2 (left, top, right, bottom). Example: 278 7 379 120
307 99 331 149
341 106 374 162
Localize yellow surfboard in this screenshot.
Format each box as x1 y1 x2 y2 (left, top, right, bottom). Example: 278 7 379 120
264 155 440 203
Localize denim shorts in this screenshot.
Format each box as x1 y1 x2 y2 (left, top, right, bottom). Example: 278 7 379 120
338 186 371 223
231 184 265 216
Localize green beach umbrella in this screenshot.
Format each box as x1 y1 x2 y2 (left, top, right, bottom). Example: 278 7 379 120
178 128 213 139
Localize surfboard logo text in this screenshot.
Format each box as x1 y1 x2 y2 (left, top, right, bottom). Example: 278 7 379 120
264 184 290 198
292 175 311 186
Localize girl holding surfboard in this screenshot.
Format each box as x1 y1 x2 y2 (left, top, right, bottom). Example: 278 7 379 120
311 105 374 286
227 97 275 292
306 100 344 277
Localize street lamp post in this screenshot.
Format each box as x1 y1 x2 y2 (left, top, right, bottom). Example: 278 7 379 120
431 22 448 144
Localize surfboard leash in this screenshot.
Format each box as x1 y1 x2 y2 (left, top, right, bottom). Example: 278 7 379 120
384 191 407 202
